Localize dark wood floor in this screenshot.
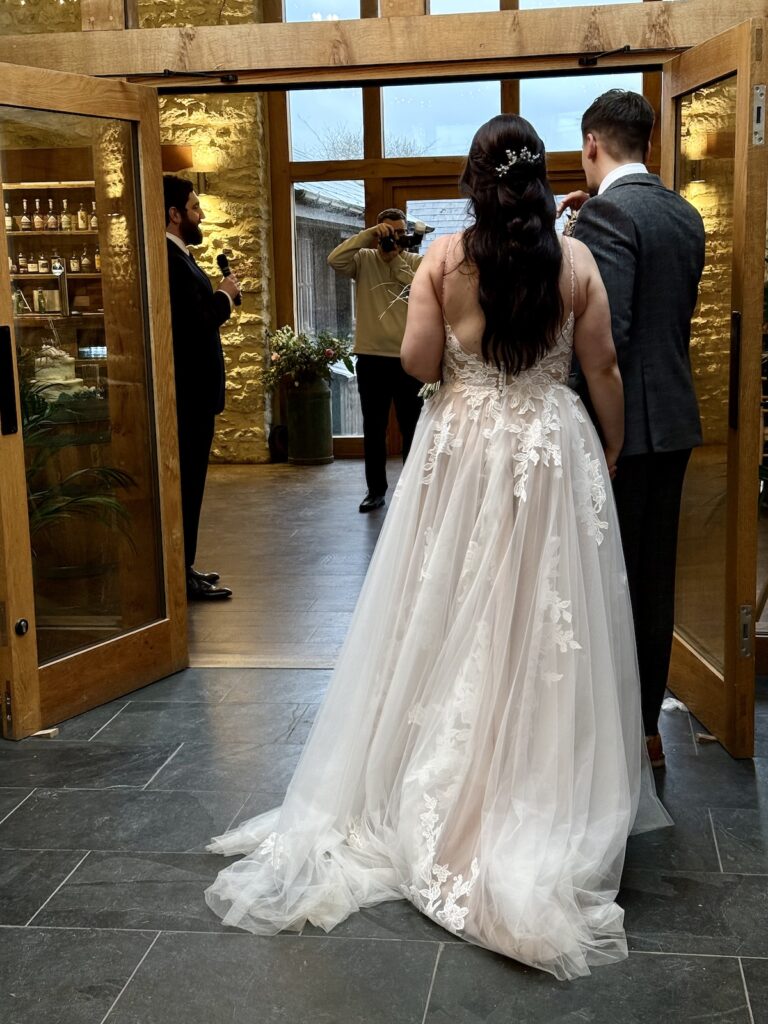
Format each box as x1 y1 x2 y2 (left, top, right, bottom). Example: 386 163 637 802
188 461 398 668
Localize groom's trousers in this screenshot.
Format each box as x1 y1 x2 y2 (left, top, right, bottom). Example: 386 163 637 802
612 449 692 737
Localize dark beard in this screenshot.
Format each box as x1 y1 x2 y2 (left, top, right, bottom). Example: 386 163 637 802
180 214 203 246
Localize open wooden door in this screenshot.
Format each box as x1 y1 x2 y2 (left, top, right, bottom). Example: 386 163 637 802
661 20 767 756
0 62 187 739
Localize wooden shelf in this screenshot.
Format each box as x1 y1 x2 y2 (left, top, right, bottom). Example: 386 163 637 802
67 273 101 279
12 273 60 279
7 230 98 237
3 181 95 190
14 313 104 324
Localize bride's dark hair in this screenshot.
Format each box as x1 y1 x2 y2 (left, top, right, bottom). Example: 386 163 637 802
459 114 563 373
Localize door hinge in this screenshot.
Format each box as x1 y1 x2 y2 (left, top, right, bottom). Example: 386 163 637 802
739 605 754 658
4 683 12 729
754 85 765 146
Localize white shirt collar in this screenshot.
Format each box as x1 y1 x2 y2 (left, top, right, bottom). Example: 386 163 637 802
598 163 648 195
166 231 189 256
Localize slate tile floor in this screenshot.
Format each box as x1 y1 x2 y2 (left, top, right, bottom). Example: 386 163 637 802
2 464 768 1022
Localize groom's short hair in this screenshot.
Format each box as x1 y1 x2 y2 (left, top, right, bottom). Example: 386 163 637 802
581 89 654 161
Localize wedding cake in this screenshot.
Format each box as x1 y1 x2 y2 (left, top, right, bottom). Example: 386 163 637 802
33 344 85 399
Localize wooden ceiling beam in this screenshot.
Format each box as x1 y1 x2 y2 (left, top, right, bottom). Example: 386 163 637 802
0 0 763 81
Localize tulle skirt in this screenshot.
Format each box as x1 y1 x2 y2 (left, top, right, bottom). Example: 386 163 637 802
205 374 671 981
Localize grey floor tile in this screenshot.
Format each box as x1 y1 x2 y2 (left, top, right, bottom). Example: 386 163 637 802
228 791 285 829
0 790 33 822
32 850 243 932
424 945 750 1023
652 753 768 813
45 702 130 741
0 848 87 925
620 869 768 956
0 927 155 1024
106 932 437 1024
219 669 331 705
0 788 247 853
147 740 301 793
711 808 768 874
0 740 183 790
742 958 768 1024
285 703 319 746
624 806 720 872
87 701 307 747
131 668 254 704
303 897 461 944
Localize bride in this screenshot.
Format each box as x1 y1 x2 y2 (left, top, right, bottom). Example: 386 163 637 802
205 114 671 981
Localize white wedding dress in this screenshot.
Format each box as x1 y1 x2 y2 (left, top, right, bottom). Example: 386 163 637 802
206 270 671 980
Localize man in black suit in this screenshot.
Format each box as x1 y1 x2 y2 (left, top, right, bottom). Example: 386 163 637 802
163 175 241 600
562 90 705 768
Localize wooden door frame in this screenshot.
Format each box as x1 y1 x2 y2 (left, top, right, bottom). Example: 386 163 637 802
0 61 188 738
661 19 767 757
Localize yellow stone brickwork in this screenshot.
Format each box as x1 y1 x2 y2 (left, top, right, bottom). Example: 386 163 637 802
0 0 79 34
137 0 261 27
679 79 736 446
159 93 273 463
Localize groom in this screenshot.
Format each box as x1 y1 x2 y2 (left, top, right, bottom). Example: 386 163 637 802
564 90 705 768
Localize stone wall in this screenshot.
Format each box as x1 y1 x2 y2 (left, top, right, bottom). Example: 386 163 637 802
0 0 79 35
679 79 737 446
137 0 260 26
159 93 273 463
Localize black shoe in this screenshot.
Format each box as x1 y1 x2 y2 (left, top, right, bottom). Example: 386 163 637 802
359 492 385 513
188 566 221 585
186 574 232 601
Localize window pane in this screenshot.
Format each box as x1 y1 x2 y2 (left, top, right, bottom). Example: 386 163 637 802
382 81 500 157
520 73 643 152
519 0 640 6
404 198 472 254
293 181 365 436
430 0 497 12
285 0 360 20
290 89 364 161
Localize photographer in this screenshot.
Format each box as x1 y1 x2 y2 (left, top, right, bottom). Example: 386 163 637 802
328 209 424 512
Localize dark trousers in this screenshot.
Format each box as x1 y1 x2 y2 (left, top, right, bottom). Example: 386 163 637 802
177 411 215 570
356 354 423 496
612 449 692 736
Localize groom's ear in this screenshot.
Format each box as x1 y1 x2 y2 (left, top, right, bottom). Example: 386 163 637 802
583 133 598 162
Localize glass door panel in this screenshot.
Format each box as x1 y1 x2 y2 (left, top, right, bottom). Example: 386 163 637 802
1 108 164 665
673 76 737 674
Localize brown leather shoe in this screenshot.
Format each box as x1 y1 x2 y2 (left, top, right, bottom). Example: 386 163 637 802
646 733 665 769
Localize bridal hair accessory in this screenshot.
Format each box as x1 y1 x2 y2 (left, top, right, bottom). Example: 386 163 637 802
495 147 543 178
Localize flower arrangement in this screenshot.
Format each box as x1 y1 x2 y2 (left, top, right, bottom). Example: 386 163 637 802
263 325 354 390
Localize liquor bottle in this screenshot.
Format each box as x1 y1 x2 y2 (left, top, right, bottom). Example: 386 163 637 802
36 289 46 314
94 247 101 272
46 198 58 230
69 250 80 272
60 198 72 231
17 251 27 273
13 289 25 315
51 252 64 276
77 203 87 230
33 198 44 231
8 254 17 274
38 253 50 273
27 253 39 273
3 201 11 231
89 201 98 229
81 247 92 272
20 199 31 231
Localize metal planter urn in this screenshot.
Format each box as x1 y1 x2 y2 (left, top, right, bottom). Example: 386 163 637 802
285 377 333 465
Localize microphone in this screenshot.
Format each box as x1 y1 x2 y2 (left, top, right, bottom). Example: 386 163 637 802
216 252 242 306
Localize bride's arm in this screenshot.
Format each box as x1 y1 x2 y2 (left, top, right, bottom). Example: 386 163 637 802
401 238 448 383
571 242 624 478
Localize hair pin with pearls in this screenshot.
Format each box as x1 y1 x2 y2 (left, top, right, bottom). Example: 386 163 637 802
495 147 543 177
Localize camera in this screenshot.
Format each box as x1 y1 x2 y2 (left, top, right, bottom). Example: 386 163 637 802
379 220 433 253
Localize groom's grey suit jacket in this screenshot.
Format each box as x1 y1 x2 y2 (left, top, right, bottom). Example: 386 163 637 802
571 173 705 457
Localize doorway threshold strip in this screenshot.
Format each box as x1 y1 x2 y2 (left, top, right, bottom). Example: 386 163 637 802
189 655 336 670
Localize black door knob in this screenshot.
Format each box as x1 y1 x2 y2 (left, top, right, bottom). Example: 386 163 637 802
14 619 29 636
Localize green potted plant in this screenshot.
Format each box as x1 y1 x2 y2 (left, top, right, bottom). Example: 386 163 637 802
264 326 354 465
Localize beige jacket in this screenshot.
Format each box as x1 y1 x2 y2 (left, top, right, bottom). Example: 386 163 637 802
327 228 423 357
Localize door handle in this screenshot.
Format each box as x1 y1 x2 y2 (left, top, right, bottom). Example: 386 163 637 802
728 310 741 431
0 325 18 435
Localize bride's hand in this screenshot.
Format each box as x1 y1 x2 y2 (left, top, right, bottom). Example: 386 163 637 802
556 191 590 218
604 447 620 481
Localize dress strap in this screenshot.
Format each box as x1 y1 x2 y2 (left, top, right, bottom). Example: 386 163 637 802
565 236 576 318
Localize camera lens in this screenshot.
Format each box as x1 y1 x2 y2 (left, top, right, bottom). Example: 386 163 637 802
380 236 396 253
